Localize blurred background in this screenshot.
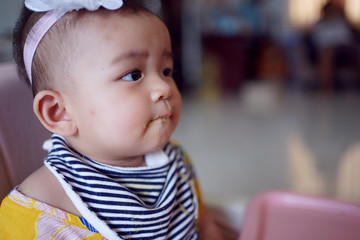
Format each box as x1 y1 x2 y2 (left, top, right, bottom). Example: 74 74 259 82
2 0 360 232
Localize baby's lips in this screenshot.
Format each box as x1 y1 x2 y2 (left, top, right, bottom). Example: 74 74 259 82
159 112 172 119
152 112 172 121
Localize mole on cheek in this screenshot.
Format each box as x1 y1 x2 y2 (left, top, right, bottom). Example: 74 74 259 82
104 34 112 42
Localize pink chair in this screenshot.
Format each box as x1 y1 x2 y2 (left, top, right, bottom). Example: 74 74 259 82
239 191 360 240
0 63 50 200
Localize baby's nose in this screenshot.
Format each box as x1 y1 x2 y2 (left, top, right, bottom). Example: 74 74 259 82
151 79 173 102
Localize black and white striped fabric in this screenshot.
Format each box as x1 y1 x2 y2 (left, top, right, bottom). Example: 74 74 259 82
44 134 199 240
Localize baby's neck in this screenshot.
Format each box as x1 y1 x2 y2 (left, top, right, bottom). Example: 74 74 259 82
64 137 147 168
92 155 147 168
114 156 146 168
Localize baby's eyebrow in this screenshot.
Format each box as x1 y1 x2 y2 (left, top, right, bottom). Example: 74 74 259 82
111 51 149 65
163 50 173 59
111 50 173 65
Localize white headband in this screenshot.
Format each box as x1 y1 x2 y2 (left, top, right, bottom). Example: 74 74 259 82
23 0 124 84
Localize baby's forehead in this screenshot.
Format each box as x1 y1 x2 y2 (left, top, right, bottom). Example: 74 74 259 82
56 10 171 72
72 9 159 28
68 11 168 46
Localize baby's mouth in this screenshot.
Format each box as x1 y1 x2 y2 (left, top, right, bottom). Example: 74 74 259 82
146 101 174 127
154 100 173 120
149 112 171 125
147 111 173 127
155 112 172 120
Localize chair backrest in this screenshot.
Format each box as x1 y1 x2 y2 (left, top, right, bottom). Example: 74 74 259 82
239 191 360 240
0 62 50 200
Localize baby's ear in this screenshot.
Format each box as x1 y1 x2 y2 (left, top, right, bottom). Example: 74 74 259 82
33 90 77 136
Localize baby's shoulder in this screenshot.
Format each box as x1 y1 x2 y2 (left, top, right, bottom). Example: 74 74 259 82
19 166 81 216
19 166 56 192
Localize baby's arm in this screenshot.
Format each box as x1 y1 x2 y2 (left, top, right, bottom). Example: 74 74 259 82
199 204 224 240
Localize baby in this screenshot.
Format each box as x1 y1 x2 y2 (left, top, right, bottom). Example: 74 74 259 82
0 0 223 239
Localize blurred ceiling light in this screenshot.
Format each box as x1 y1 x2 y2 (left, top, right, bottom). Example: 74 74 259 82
289 0 360 29
289 0 327 28
345 0 360 26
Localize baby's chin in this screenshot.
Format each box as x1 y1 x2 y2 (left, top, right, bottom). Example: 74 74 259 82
143 120 176 145
143 134 173 152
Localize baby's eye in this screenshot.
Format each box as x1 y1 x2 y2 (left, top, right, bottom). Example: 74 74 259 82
163 68 173 77
121 70 143 81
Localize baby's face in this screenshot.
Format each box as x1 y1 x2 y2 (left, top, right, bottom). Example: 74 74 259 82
63 11 182 165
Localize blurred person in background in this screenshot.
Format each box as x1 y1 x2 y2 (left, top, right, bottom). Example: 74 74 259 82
311 0 359 92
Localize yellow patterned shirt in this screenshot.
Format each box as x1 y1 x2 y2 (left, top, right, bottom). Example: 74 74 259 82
0 189 105 240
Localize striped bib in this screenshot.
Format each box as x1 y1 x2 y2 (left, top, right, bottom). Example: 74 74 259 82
44 134 199 240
